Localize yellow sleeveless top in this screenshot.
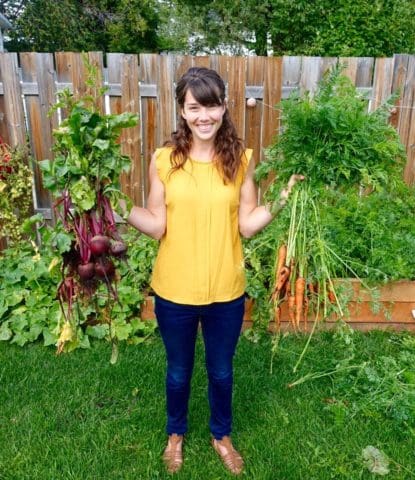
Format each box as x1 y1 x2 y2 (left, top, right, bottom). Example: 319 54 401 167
150 147 252 305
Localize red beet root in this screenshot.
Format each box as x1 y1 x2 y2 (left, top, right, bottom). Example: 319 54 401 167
77 262 95 280
110 240 127 257
94 258 115 279
90 235 110 256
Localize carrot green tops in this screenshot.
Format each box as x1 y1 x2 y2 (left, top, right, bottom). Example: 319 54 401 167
150 147 252 305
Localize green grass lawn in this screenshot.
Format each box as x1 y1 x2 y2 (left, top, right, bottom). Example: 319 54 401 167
1 327 414 480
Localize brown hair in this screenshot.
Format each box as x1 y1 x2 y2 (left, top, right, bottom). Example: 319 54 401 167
165 67 245 183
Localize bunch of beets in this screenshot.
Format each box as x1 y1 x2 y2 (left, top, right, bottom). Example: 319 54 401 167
38 82 138 344
56 189 127 314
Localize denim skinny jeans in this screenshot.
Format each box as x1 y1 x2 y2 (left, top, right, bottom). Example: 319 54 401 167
154 294 245 440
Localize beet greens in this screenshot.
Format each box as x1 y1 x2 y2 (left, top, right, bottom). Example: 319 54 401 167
40 87 138 358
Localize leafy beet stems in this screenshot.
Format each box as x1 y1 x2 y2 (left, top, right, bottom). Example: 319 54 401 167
40 71 138 361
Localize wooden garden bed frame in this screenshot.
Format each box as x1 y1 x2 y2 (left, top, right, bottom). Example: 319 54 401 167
140 280 415 332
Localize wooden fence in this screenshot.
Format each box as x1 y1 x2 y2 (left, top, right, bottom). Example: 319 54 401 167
0 52 415 219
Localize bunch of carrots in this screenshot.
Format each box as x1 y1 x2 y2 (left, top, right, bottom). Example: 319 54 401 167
270 185 342 332
272 243 307 331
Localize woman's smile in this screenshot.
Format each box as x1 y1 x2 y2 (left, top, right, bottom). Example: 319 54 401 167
181 90 226 143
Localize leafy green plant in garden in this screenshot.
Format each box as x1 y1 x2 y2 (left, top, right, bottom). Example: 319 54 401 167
0 140 33 244
248 64 412 341
0 224 60 346
320 183 415 282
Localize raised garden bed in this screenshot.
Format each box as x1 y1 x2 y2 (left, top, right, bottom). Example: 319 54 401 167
140 280 415 333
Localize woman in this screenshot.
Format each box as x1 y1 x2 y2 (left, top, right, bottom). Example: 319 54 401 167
125 67 303 475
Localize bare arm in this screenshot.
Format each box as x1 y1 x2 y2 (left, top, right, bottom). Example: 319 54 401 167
238 157 304 238
124 153 166 240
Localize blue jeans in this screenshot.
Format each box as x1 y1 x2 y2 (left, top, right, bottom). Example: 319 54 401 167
154 294 245 440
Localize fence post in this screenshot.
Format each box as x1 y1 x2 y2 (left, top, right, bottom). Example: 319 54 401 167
0 52 26 147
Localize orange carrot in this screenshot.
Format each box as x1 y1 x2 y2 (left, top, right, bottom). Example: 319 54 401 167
271 244 288 299
286 279 291 297
275 244 287 279
276 265 291 292
295 277 306 328
308 282 317 298
327 285 336 304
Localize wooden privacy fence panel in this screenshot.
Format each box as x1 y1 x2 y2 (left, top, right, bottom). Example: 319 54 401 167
0 52 415 218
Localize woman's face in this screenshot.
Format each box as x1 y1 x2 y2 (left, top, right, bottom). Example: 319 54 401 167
181 89 226 143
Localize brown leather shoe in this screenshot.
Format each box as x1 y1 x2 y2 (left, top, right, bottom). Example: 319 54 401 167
162 434 184 473
212 436 244 475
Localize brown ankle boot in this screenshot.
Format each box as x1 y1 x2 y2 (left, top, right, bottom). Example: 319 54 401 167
212 436 244 475
163 434 183 473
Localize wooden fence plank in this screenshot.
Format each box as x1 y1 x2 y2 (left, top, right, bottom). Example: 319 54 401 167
20 52 56 209
0 55 11 144
227 56 246 139
0 53 26 147
398 56 415 184
54 52 72 84
107 53 123 116
397 57 413 151
107 53 134 202
342 57 359 84
214 55 229 87
87 51 105 114
69 52 87 101
174 55 193 83
158 55 176 146
120 54 142 206
209 54 221 74
140 54 158 202
321 57 338 77
390 54 409 129
299 56 322 96
403 68 415 184
54 52 73 121
282 56 302 89
261 56 282 160
0 99 9 144
245 56 265 165
355 57 374 87
193 56 210 69
368 57 394 112
300 56 337 96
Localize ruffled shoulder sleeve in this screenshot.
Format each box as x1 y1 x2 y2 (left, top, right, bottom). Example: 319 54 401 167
237 148 253 182
242 149 253 172
154 147 174 184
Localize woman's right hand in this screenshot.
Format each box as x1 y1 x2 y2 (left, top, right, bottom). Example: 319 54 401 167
279 174 305 205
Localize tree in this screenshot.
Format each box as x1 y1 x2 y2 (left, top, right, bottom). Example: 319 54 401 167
2 0 91 52
170 0 269 55
1 0 166 53
269 0 415 57
2 0 414 56
171 0 415 57
105 0 162 53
